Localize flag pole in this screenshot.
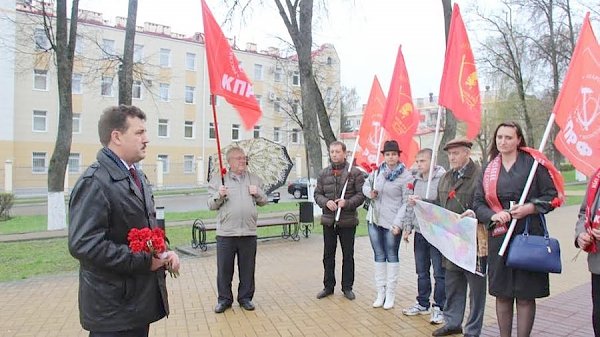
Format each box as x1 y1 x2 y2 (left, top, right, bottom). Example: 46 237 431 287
425 106 444 199
335 135 360 222
498 113 556 256
210 94 226 185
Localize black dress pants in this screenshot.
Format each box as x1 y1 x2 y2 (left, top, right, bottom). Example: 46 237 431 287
593 273 600 337
216 235 257 304
89 325 149 337
322 225 356 291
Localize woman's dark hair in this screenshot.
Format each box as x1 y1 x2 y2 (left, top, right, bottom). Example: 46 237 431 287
487 121 527 161
98 105 146 146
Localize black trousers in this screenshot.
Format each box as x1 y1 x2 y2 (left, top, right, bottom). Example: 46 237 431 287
322 225 356 291
216 235 257 304
593 273 600 337
89 325 149 337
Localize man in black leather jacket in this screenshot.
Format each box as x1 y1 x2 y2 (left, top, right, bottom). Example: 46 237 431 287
68 105 180 337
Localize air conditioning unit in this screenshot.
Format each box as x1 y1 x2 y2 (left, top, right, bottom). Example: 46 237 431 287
143 79 153 87
268 92 276 100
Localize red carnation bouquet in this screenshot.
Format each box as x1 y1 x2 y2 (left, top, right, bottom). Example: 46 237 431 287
127 227 179 278
448 189 466 212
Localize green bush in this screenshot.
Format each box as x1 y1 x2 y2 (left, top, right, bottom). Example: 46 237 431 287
0 193 15 220
560 163 574 171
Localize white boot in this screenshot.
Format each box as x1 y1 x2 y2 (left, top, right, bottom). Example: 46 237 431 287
383 262 399 310
373 262 387 308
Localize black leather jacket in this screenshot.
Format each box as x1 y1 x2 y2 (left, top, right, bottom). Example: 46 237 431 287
68 148 168 332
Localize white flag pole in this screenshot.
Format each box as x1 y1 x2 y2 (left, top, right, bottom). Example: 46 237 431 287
335 135 361 222
498 113 556 256
425 106 445 199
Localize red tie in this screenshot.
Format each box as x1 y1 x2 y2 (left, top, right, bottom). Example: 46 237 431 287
129 168 142 191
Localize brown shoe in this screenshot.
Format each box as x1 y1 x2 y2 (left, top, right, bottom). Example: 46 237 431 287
431 325 462 336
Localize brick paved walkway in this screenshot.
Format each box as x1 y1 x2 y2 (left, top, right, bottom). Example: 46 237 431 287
0 205 595 336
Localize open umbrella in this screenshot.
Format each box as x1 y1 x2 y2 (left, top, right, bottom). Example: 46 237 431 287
207 137 294 195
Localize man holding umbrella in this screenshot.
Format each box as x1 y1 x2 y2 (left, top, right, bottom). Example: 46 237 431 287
208 146 268 313
314 141 366 300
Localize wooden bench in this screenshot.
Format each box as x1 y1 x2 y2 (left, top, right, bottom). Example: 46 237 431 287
190 213 302 251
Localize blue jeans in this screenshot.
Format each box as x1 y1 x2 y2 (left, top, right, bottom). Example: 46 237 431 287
368 222 401 263
414 232 445 309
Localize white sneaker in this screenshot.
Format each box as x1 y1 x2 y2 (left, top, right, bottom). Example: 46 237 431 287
430 306 444 324
402 303 430 316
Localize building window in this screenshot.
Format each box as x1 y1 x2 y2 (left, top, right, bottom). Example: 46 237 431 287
185 52 196 70
327 57 332 65
159 48 171 67
292 101 299 115
33 69 48 90
32 110 47 132
34 28 50 50
134 44 144 62
102 39 115 56
232 124 240 140
157 154 169 174
185 86 195 104
209 122 216 139
253 125 261 138
273 127 281 143
159 83 170 101
158 119 169 137
184 121 194 139
68 153 81 174
292 71 300 86
253 64 263 80
274 99 281 113
72 113 81 134
255 95 262 110
207 94 219 106
326 87 333 107
274 66 283 82
183 155 194 174
291 128 300 144
101 76 113 96
32 152 47 173
132 80 142 99
72 73 82 94
75 35 84 55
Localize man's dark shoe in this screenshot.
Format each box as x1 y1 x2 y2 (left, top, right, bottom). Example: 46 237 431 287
431 325 462 336
239 301 255 311
316 288 334 299
214 302 232 314
342 290 356 300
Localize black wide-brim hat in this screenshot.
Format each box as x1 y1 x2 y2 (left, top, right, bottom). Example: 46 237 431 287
381 140 401 154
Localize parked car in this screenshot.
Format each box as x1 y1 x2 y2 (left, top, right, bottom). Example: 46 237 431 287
268 191 280 203
287 177 309 199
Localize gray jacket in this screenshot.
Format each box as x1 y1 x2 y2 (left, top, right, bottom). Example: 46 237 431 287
208 171 268 236
575 188 600 274
404 165 446 233
362 165 413 229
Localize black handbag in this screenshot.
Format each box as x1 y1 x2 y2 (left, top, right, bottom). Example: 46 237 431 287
505 213 562 274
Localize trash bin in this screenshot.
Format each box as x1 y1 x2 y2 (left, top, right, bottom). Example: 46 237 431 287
299 201 314 223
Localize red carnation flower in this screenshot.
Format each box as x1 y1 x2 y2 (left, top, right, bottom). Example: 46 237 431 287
407 182 414 190
550 197 562 208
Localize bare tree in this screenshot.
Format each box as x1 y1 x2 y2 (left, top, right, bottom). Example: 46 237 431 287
118 0 138 105
43 0 79 229
340 86 360 132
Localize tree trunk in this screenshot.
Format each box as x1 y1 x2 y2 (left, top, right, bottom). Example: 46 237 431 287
47 0 79 230
437 0 456 169
119 0 138 105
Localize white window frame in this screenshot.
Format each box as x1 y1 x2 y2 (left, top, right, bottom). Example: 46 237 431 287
291 128 300 144
231 124 240 141
75 35 84 55
273 127 281 143
159 48 171 67
101 76 114 96
33 69 48 90
34 28 50 50
102 39 115 56
183 155 194 174
159 83 170 101
292 71 300 86
134 44 144 63
274 66 283 82
68 153 81 174
158 119 169 138
157 154 169 174
72 73 82 94
72 113 81 134
253 125 261 138
255 94 262 110
184 121 194 139
209 122 216 140
32 110 47 132
185 52 196 70
185 86 195 104
253 64 263 81
132 80 142 100
274 99 281 113
32 152 47 173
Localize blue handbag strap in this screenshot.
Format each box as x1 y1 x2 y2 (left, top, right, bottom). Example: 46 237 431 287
524 213 549 238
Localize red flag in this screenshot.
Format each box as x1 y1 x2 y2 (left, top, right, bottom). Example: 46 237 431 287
381 46 420 167
438 3 481 140
355 76 387 168
553 13 600 177
201 0 261 129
